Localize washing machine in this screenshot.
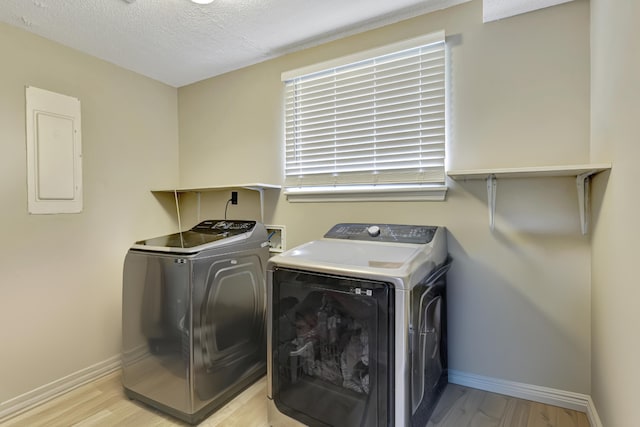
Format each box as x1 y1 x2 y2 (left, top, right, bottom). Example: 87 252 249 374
122 220 269 424
267 223 450 427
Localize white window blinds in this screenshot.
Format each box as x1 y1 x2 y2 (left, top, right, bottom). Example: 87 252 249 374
282 31 446 193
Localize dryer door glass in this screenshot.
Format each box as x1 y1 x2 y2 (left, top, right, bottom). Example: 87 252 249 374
272 268 393 427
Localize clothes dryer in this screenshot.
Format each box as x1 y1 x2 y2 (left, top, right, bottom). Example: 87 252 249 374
122 220 269 424
267 223 451 427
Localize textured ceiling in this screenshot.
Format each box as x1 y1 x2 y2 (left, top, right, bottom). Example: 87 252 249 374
0 0 468 87
0 0 565 87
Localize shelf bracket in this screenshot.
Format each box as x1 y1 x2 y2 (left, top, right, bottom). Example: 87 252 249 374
576 172 593 235
196 192 201 223
243 186 266 222
487 174 497 231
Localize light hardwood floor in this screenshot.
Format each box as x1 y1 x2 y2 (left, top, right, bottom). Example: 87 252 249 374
0 372 590 427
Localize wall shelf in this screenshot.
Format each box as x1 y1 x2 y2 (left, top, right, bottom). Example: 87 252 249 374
447 164 612 234
152 183 281 221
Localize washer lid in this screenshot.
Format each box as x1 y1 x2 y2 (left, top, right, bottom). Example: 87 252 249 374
131 220 256 253
271 223 447 286
273 239 434 284
287 239 421 268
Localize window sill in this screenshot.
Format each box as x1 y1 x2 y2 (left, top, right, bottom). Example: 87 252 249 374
284 185 447 202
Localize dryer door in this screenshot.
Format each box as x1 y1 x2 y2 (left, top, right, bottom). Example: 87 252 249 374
271 268 393 427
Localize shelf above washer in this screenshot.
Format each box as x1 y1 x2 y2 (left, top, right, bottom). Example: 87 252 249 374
152 183 281 221
447 163 612 234
152 183 282 193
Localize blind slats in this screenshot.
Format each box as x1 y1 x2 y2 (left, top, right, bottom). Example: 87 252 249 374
285 82 444 108
284 32 446 188
288 61 445 100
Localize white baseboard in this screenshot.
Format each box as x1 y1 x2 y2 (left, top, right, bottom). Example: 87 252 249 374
584 395 604 427
0 355 121 423
448 370 603 427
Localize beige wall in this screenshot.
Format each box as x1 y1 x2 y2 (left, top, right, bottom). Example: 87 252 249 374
179 0 592 393
590 0 640 425
0 0 597 413
0 23 179 403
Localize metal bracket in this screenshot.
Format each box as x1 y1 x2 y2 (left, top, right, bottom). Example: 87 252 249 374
244 186 266 221
487 174 497 231
576 172 594 235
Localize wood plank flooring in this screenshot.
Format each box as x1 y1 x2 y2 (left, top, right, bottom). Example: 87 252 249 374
0 372 590 427
426 383 590 427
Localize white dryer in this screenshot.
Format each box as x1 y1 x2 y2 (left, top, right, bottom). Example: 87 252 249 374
267 223 451 427
122 220 269 424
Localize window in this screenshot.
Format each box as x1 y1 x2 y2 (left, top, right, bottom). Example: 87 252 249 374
282 31 447 202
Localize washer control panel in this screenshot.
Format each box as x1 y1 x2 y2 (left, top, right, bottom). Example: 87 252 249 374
191 220 255 235
324 223 437 244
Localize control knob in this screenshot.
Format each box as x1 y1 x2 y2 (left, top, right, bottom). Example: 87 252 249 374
367 225 381 237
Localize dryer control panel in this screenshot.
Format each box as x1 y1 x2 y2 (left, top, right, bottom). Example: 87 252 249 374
324 223 437 244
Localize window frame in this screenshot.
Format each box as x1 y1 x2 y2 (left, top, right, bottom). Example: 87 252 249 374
282 31 448 202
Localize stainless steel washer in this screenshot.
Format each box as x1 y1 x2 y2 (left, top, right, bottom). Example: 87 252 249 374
267 223 450 427
122 220 269 424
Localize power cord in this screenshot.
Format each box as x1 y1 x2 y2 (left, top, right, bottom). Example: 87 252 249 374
224 199 231 220
224 191 238 220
